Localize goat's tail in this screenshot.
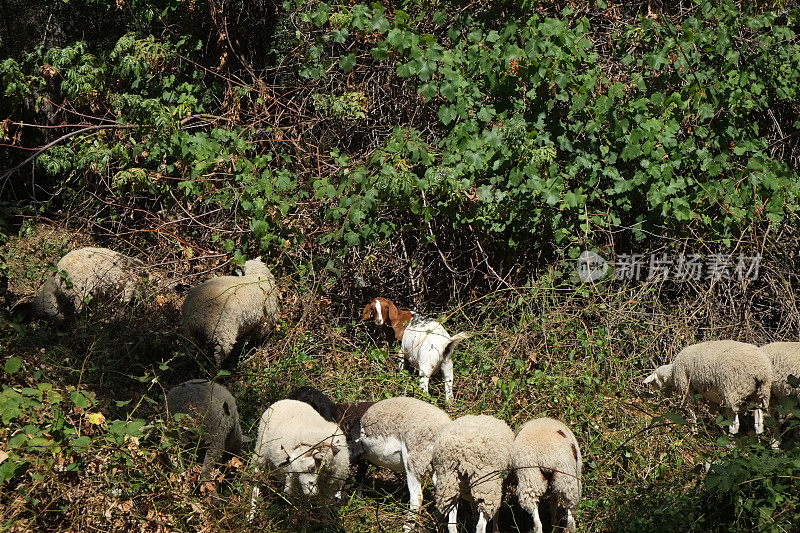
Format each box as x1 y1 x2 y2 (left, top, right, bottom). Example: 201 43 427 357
443 332 470 360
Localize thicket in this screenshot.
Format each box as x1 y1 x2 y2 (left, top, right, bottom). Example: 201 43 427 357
2 1 799 285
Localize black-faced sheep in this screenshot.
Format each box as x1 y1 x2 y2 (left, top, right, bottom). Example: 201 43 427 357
181 257 279 367
644 340 772 434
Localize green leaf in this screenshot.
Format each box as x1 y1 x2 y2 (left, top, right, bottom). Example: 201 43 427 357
4 357 22 374
339 53 356 72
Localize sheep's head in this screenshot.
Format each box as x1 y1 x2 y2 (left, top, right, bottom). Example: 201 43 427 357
241 257 271 278
643 364 674 391
362 297 394 326
282 444 336 497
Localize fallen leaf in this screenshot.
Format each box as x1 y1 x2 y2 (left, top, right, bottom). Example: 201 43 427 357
0 450 8 465
87 412 106 425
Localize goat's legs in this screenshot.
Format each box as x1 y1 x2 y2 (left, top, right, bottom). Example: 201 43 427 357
440 357 454 403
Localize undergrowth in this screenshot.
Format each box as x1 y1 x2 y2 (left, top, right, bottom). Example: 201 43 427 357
4 224 800 531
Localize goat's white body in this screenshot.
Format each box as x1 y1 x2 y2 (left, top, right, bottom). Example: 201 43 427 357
401 314 464 403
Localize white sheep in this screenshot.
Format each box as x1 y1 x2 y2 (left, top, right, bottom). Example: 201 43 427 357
363 297 469 403
17 247 144 323
513 417 582 533
431 414 514 533
643 340 772 434
249 399 349 520
761 342 800 406
165 379 244 478
181 257 279 367
359 396 452 531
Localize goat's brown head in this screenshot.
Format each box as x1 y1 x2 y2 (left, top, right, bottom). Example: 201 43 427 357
362 297 394 326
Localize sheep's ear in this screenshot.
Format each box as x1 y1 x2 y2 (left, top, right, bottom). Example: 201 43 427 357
311 448 326 460
362 303 373 321
643 373 656 384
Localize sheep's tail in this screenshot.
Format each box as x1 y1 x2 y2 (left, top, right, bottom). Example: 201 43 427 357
443 332 470 360
755 376 770 409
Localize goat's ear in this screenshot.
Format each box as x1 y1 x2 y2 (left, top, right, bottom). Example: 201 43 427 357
386 300 398 325
362 302 373 321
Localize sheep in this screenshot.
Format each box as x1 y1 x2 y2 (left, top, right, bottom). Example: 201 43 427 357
761 342 800 406
165 379 244 478
181 257 279 367
643 340 772 434
363 297 469 403
430 414 514 533
288 385 375 493
249 399 349 519
16 246 144 323
513 417 582 533
359 396 452 531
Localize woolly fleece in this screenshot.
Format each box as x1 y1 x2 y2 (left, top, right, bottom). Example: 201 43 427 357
762 342 800 403
181 258 279 366
431 414 514 519
26 247 143 322
652 340 771 411
251 399 349 498
513 417 582 530
165 379 244 476
360 396 451 477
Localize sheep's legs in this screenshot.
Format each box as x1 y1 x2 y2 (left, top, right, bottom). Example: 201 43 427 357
566 507 577 533
404 471 423 532
446 504 458 533
754 407 765 435
440 357 454 403
549 494 559 531
248 485 260 522
724 407 740 434
475 510 488 533
398 350 406 370
526 500 543 533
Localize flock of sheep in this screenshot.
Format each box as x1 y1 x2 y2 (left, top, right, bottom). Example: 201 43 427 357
644 339 800 437
14 245 800 532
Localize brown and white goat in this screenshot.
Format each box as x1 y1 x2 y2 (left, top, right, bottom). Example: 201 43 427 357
363 297 468 403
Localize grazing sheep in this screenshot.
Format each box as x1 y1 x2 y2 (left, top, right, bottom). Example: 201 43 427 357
288 385 375 490
181 257 279 367
513 417 582 533
359 397 452 531
16 247 144 323
249 399 349 519
643 340 772 434
165 379 244 478
761 342 800 405
363 297 469 403
431 414 514 533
